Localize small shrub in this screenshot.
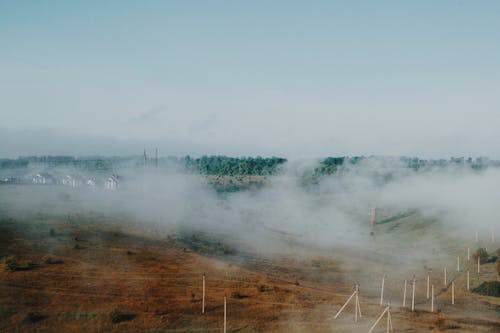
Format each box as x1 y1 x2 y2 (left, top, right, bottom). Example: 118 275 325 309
222 244 234 255
486 255 497 263
258 284 272 292
25 312 47 324
43 256 64 265
232 292 250 299
3 256 19 271
2 256 37 271
110 310 137 324
154 309 168 316
472 281 500 297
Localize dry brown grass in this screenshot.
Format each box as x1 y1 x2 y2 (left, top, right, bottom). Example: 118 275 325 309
0 218 498 333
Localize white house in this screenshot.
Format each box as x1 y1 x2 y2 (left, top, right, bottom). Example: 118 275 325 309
86 178 96 188
1 177 19 184
32 173 55 185
62 175 76 188
104 175 119 191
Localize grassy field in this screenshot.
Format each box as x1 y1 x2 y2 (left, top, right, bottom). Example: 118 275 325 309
0 185 499 332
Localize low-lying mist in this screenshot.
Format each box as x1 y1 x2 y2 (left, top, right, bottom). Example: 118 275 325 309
1 157 499 260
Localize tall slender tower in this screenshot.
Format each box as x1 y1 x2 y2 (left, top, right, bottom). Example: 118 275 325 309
143 149 147 167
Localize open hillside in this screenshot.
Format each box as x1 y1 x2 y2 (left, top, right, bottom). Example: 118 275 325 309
0 185 498 332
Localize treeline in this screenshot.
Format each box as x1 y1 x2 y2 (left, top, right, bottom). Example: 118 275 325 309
0 155 288 176
313 156 500 175
181 155 287 175
314 156 363 175
2 155 500 176
0 156 115 171
403 156 500 171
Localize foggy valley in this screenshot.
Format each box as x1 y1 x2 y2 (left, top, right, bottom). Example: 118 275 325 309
1 155 499 331
2 1 500 332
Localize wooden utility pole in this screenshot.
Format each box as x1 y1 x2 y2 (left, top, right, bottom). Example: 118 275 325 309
411 276 416 312
451 281 455 305
224 296 227 333
368 304 393 333
380 275 386 306
334 284 362 322
431 284 434 312
202 273 205 314
355 284 362 322
403 280 407 307
426 273 430 299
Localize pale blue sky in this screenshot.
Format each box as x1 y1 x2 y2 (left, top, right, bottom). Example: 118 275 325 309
1 1 499 157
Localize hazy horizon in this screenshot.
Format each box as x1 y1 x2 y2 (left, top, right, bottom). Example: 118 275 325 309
2 1 500 158
1 3 500 332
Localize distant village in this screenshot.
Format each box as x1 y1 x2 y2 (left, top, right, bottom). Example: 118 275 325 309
30 173 120 191
0 150 160 191
1 171 121 190
0 150 289 192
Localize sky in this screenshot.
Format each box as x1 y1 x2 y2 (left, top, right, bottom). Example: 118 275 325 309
1 1 500 158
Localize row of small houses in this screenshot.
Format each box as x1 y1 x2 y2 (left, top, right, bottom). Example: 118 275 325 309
31 173 120 191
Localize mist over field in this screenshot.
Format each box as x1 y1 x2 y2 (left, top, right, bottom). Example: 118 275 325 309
2 2 500 331
2 157 498 258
